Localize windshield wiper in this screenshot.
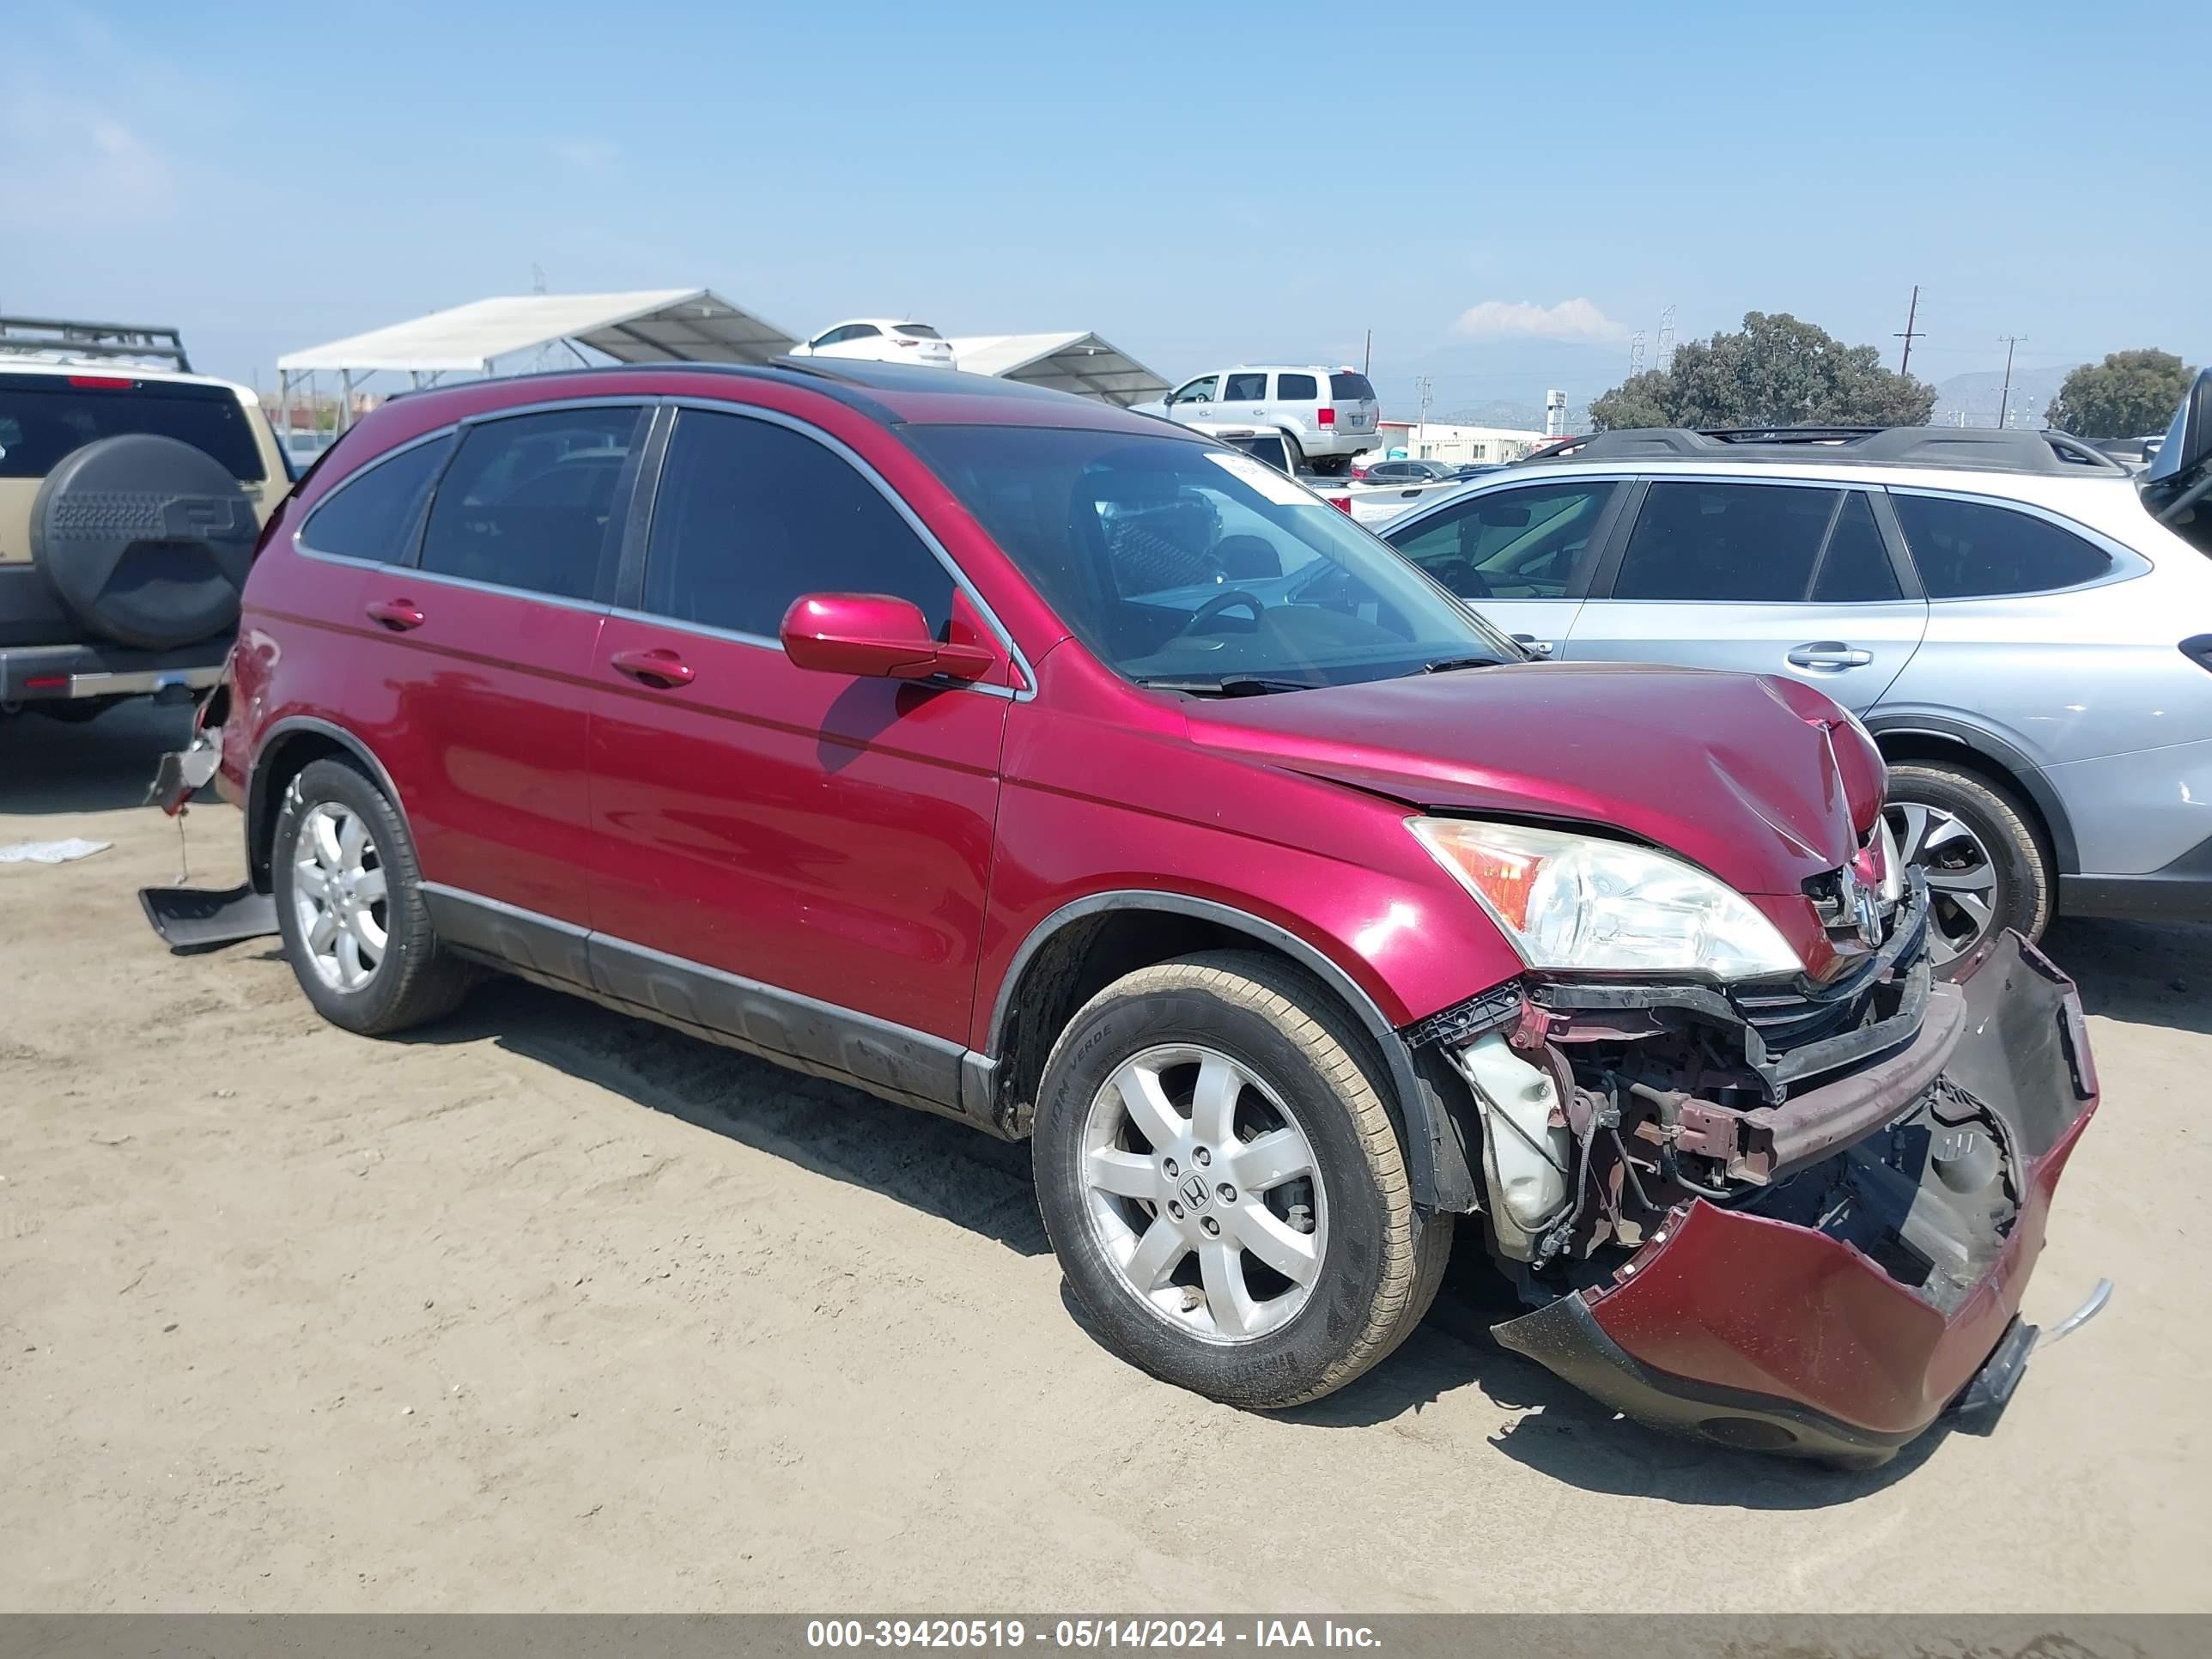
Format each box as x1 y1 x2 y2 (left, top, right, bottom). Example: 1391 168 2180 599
1134 675 1317 697
1420 654 1507 673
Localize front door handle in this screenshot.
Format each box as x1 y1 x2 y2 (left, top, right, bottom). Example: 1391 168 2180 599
1788 641 1874 670
1512 634 1555 658
610 646 696 688
366 598 425 631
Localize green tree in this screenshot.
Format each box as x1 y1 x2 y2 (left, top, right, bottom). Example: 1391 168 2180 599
2045 349 2195 441
1589 312 1936 431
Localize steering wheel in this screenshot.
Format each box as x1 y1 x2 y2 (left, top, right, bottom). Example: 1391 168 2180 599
1187 590 1265 632
1431 558 1494 599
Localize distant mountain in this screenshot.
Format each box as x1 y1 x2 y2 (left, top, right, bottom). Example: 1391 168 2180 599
1929 364 2077 429
1437 400 1550 432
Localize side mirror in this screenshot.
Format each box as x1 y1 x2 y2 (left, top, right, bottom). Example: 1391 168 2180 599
779 592 995 683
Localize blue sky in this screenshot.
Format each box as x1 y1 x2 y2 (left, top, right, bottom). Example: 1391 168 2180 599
5 0 2207 416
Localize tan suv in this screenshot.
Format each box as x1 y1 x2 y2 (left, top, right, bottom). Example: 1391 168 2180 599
1 317 288 720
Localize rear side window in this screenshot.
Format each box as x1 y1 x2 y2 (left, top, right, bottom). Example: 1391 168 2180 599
1329 373 1376 401
1275 374 1318 401
1613 483 1839 602
1891 494 2113 598
641 409 952 639
417 408 641 601
0 379 266 481
301 436 453 562
1809 493 1901 602
1222 373 1268 401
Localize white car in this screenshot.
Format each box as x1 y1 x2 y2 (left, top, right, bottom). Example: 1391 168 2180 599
1145 364 1379 474
787 319 957 369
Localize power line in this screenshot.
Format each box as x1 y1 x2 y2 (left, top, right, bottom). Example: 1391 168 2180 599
1895 284 1925 375
1996 334 2027 428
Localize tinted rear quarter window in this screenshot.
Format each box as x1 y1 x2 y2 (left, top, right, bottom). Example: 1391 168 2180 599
1329 373 1376 401
641 409 952 638
1613 482 1838 602
1891 493 2112 598
301 436 453 562
417 408 641 601
1275 374 1318 401
0 379 265 481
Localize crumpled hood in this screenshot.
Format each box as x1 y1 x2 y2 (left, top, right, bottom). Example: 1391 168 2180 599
1186 661 1866 895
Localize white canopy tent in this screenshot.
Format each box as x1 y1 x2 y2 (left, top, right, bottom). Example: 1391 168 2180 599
275 289 799 432
275 296 1171 438
942 332 1168 406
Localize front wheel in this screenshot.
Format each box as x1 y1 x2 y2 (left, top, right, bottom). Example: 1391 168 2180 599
1033 951 1449 1409
1884 762 2051 974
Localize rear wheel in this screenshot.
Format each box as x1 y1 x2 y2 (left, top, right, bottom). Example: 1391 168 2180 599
1033 951 1449 1409
1884 762 2051 972
272 757 472 1035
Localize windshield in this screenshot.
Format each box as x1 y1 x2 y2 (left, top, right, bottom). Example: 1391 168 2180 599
904 425 1519 692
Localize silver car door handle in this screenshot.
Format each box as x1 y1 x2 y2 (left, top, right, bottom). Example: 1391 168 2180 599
1788 642 1874 669
1511 634 1555 657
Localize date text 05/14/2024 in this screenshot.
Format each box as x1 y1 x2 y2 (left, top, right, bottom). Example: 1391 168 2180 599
805 1621 1382 1650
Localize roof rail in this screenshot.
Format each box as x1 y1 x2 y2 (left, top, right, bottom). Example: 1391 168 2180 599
1523 424 2124 477
0 315 192 372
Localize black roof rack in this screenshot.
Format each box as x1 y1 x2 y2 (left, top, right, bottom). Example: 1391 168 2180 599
0 314 191 372
1523 424 2124 477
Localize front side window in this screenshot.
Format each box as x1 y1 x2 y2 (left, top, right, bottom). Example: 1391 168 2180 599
905 426 1517 693
1389 481 1619 601
1613 482 1839 602
1891 493 2113 598
1275 374 1318 402
301 434 453 562
416 408 639 600
1172 376 1218 405
641 410 952 639
1221 373 1268 402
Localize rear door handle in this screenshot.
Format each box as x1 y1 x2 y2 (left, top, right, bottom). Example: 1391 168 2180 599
1788 641 1874 670
609 646 696 688
1511 634 1555 658
366 599 425 631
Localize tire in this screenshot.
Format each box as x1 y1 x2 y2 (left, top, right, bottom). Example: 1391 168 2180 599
1884 762 2051 974
29 434 258 649
271 757 472 1036
1033 950 1450 1409
1310 453 1352 477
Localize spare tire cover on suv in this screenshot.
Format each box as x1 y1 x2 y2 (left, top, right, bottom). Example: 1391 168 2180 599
29 434 259 650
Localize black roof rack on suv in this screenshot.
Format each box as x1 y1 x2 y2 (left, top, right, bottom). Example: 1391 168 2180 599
1523 424 2123 476
0 314 192 373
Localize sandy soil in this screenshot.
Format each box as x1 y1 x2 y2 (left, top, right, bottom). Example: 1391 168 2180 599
3 702 2207 1612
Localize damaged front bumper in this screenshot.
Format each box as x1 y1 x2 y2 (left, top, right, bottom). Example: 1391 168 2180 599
1492 930 2100 1465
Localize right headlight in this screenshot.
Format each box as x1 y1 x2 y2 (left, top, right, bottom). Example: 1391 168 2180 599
1408 817 1803 979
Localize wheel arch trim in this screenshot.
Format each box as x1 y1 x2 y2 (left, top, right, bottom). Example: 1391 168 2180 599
246 715 415 890
986 890 1476 1213
1862 712 2078 875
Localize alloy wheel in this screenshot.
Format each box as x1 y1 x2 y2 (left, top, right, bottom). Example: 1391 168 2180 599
291 801 388 992
1079 1043 1328 1343
1885 799 1998 967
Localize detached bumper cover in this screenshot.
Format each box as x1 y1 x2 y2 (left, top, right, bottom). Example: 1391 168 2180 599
1495 931 2098 1460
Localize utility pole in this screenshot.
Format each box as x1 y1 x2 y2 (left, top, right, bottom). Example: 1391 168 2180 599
1655 304 1676 374
1895 285 1924 375
1413 374 1432 457
1996 334 2027 428
1363 328 1371 376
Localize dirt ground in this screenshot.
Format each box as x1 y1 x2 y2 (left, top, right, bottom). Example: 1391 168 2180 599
3 702 2207 1613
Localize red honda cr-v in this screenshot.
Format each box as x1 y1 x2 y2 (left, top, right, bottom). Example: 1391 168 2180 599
157 360 2101 1464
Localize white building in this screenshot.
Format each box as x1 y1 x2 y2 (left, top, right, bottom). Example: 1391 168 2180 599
1366 419 1546 465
